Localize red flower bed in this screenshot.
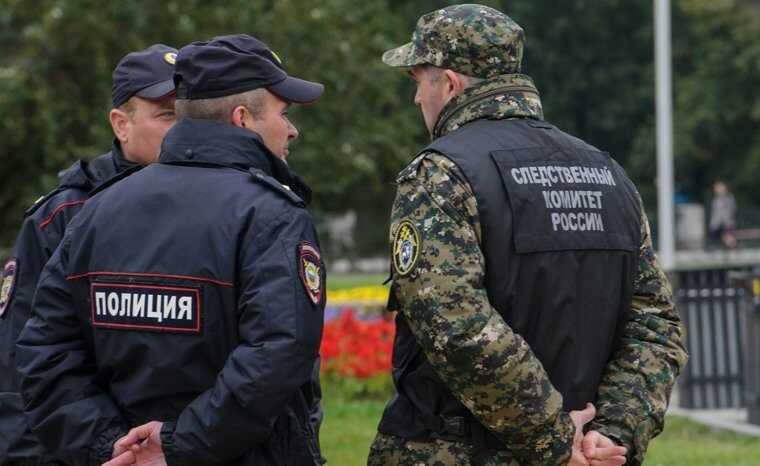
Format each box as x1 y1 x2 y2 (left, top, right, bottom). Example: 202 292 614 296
320 308 395 379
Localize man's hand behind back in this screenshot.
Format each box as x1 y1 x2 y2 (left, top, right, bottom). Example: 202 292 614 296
568 404 627 466
583 430 628 466
103 421 166 466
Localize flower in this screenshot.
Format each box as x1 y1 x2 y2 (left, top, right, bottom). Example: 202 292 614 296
320 308 395 379
326 285 389 304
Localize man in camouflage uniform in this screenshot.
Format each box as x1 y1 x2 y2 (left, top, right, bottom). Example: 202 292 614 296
368 4 687 466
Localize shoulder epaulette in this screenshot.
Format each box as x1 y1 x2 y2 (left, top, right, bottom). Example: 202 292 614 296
249 168 305 207
396 151 437 183
24 158 96 218
88 165 144 197
24 187 68 218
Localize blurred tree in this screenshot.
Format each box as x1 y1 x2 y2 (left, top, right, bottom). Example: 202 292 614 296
0 0 757 256
503 0 657 202
672 0 760 208
502 0 759 213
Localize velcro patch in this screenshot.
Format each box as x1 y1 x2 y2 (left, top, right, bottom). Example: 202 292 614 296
392 220 421 276
91 283 201 333
298 242 323 305
490 148 637 253
0 258 18 317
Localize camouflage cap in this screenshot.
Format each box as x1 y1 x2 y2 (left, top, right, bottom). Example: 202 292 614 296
382 4 524 78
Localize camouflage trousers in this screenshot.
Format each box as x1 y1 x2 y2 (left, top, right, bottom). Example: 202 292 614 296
367 432 520 466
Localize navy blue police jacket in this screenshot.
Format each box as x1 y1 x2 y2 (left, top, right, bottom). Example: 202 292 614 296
0 144 135 465
15 118 326 466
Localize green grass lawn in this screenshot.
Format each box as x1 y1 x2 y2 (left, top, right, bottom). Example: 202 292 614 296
327 273 387 291
320 386 386 466
320 393 760 466
646 416 760 466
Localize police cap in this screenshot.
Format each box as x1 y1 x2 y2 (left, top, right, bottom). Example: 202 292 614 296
174 34 324 104
112 44 178 108
382 4 524 78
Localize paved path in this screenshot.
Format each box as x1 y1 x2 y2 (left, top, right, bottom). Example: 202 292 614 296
668 405 760 437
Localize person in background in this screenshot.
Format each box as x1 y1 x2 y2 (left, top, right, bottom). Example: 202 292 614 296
709 180 737 249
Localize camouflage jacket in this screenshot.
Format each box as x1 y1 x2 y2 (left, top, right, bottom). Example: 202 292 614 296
380 74 687 466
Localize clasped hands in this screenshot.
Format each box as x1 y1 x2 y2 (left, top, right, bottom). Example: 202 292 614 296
102 404 626 466
569 403 628 466
103 421 165 466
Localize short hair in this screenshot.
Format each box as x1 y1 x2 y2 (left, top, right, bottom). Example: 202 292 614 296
461 74 484 88
116 95 175 119
117 98 137 118
423 65 483 89
175 88 267 122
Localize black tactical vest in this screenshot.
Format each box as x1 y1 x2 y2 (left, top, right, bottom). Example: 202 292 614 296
379 118 641 449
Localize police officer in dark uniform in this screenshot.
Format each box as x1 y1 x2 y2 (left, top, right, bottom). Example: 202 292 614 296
0 44 177 465
15 34 326 466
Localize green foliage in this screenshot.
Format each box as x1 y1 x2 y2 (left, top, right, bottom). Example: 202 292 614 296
671 0 760 207
321 372 395 401
0 0 757 253
502 0 759 210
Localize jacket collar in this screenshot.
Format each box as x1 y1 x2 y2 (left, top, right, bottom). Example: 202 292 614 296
432 74 544 139
159 118 312 204
57 140 138 190
109 140 139 173
86 141 138 184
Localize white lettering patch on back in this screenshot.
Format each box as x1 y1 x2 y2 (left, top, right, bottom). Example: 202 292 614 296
91 283 201 333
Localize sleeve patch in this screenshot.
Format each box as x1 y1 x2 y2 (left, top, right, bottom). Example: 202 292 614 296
392 220 421 277
0 257 18 317
298 242 323 305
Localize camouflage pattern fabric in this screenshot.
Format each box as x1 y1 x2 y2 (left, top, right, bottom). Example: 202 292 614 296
370 58 687 466
431 73 542 138
587 205 688 466
382 4 524 78
370 143 575 465
368 432 520 466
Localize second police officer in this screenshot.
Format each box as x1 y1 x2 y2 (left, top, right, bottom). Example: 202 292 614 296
15 34 326 466
0 44 177 465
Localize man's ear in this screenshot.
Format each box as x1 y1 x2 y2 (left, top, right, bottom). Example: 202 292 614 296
109 109 130 144
230 105 248 128
443 69 467 97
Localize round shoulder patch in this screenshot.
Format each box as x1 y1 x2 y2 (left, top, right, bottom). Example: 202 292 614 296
298 242 323 305
392 220 421 277
0 257 18 317
164 52 177 65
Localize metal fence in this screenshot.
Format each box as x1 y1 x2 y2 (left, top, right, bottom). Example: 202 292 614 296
675 267 751 409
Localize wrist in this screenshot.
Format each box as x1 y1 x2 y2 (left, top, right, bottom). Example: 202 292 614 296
159 421 185 466
589 422 629 449
90 424 128 464
508 410 574 466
